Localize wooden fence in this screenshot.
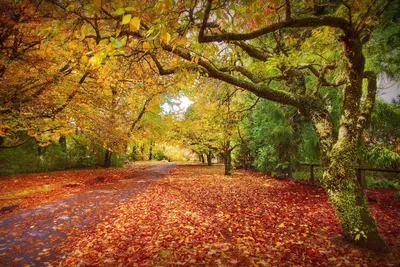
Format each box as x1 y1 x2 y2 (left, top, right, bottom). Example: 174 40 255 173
300 163 400 188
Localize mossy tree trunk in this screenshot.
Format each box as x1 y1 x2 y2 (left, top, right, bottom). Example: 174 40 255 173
305 32 388 251
322 140 387 251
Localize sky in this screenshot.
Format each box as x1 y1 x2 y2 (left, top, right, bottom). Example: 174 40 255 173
377 73 400 103
161 95 193 114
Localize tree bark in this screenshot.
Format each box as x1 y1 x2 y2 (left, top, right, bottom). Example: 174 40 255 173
149 140 153 160
104 149 112 168
59 136 67 152
322 141 388 251
206 151 213 166
199 153 205 163
224 146 232 175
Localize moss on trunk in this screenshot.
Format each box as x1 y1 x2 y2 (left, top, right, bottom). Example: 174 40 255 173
321 140 388 252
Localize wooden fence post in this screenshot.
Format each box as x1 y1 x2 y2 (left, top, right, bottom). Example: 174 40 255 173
357 168 366 188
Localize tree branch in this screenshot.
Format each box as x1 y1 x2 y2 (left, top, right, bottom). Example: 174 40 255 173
233 41 269 61
0 137 34 149
159 44 306 108
219 66 262 83
199 16 351 43
51 71 89 117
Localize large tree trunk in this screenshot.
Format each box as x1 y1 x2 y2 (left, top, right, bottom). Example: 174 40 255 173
305 34 388 250
322 139 387 251
223 142 232 176
104 149 112 168
206 151 213 166
308 109 388 251
200 153 205 163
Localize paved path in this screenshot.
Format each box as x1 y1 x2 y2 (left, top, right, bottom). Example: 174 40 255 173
0 163 176 266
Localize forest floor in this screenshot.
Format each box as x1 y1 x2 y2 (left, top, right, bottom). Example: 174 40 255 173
0 163 399 266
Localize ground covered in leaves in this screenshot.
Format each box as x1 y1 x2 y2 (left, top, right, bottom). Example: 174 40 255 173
0 161 164 212
61 164 399 266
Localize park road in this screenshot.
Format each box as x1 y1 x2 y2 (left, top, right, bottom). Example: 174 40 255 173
0 162 176 266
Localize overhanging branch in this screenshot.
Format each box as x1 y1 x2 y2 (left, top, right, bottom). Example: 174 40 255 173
199 15 351 43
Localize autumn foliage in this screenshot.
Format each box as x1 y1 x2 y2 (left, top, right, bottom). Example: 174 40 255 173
59 165 399 266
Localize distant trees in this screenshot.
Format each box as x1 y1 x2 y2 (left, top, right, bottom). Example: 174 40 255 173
179 79 253 174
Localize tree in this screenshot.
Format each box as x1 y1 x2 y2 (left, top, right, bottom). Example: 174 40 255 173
148 0 393 251
242 99 298 176
22 0 398 250
178 78 253 174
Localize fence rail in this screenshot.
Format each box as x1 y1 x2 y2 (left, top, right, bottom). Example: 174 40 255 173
299 163 400 188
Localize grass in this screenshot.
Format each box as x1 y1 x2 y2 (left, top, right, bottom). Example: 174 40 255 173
292 170 323 182
9 185 56 198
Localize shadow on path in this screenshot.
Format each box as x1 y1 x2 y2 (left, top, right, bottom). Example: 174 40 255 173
0 163 176 266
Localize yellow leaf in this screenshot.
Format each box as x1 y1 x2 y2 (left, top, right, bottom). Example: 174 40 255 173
160 27 171 44
176 37 187 46
129 17 140 31
93 0 101 8
165 32 171 44
121 14 131 25
278 223 285 228
116 28 121 37
143 41 151 50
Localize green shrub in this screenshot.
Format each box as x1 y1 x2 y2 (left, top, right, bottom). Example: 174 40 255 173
153 151 167 161
0 134 125 175
111 153 127 167
0 138 40 175
361 144 400 169
366 175 400 189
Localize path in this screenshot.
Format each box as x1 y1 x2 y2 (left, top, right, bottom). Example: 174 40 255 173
0 163 176 266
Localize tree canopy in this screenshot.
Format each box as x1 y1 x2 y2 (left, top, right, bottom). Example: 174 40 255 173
1 0 400 252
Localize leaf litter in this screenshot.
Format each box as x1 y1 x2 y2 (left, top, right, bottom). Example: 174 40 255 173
60 164 400 266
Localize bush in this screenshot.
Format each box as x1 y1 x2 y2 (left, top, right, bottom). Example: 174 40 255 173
361 144 400 169
366 175 400 189
253 146 278 174
153 151 167 161
111 153 127 167
0 134 125 175
0 138 40 175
